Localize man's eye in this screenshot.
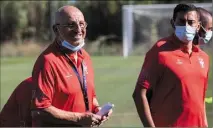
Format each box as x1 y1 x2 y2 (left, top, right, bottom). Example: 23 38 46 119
68 24 75 27
79 23 85 27
188 21 193 25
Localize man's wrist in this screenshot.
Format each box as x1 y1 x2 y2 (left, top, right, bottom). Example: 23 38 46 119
93 106 101 113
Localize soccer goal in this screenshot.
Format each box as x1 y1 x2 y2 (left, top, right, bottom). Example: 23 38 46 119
122 3 212 58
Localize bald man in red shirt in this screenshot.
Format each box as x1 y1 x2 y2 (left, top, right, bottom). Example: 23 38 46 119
133 4 209 127
0 5 112 127
31 6 112 127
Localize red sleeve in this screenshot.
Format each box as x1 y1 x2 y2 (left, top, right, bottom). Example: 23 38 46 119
92 88 96 98
91 64 96 98
32 57 55 109
90 60 96 98
85 51 96 98
203 73 208 102
84 51 97 112
136 47 165 89
203 58 209 101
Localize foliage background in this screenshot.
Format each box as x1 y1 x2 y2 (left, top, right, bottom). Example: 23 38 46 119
0 0 212 127
1 0 212 56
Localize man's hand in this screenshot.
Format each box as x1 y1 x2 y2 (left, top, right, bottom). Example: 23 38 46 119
77 112 102 127
93 107 113 127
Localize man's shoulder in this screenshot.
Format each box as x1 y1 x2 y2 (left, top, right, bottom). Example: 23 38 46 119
15 77 33 100
147 36 172 54
17 77 32 89
81 48 91 59
155 36 172 48
35 43 59 63
198 49 209 60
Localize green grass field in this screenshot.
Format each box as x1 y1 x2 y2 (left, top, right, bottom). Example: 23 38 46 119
0 56 212 127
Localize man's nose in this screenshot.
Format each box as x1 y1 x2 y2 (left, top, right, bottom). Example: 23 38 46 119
77 25 82 31
185 22 190 26
74 24 82 33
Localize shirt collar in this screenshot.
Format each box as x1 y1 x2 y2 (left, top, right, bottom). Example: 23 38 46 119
169 33 200 53
69 52 84 68
54 39 85 67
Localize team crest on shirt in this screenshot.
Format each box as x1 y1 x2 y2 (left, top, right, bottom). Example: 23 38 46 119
176 59 183 65
198 57 205 68
65 72 72 78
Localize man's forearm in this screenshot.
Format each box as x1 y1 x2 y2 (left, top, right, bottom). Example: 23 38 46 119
93 97 100 107
133 89 155 127
93 97 100 113
32 106 82 125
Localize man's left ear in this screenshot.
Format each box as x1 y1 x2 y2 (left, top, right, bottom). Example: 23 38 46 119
170 18 175 29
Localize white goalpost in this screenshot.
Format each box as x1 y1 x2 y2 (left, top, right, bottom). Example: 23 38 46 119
122 3 212 58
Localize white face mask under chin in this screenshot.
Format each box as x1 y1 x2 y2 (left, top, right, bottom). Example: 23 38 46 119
57 28 85 52
62 39 85 52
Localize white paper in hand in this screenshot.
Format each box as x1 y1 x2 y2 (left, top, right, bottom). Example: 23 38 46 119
96 103 114 116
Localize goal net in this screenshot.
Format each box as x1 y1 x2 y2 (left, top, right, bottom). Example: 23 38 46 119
122 3 212 58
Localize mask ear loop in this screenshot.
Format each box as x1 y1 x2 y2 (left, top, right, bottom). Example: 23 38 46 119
196 21 205 38
200 24 207 33
196 22 208 45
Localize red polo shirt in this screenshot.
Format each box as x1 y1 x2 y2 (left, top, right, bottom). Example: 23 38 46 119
32 40 96 113
0 77 32 127
136 34 209 127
